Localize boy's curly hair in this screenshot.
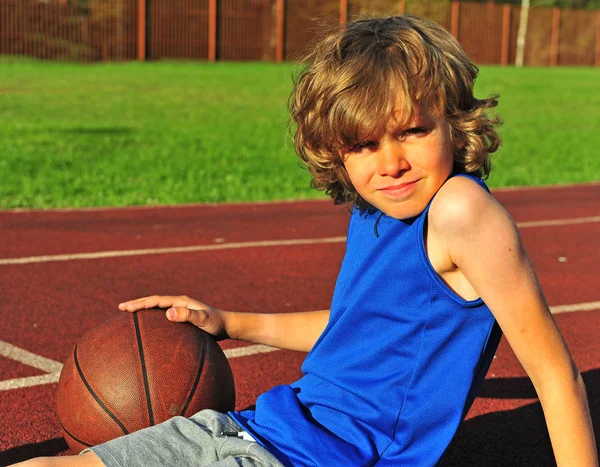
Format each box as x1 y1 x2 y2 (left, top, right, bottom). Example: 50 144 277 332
289 15 501 211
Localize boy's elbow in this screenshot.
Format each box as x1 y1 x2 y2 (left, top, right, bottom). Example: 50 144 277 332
567 363 586 396
537 364 587 402
574 370 588 399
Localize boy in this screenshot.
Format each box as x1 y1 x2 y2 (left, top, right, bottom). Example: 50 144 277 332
16 15 596 467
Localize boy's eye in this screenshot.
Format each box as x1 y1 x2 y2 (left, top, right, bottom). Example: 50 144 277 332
349 140 378 153
403 127 428 137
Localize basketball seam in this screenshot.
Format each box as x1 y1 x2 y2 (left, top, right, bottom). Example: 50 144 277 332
134 312 154 426
73 343 130 435
59 420 93 448
180 332 207 416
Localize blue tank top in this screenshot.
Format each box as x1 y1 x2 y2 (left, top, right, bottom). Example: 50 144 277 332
231 175 502 466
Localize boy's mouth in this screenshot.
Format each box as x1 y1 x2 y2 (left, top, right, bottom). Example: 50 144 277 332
378 180 419 192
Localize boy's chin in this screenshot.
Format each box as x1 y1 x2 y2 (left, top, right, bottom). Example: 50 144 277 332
372 201 428 221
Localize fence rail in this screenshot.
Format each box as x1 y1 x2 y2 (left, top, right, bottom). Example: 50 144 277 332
1 0 599 66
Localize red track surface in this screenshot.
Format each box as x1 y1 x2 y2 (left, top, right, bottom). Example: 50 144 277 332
1 183 599 466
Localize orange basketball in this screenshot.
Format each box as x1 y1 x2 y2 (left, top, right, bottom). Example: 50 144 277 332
56 309 235 453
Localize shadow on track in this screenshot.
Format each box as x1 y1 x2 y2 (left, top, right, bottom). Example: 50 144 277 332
0 438 68 466
444 368 599 466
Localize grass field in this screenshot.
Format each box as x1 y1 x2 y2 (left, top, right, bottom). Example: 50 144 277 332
1 59 599 209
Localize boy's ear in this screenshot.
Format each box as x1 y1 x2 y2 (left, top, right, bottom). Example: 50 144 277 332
455 137 467 152
451 127 467 152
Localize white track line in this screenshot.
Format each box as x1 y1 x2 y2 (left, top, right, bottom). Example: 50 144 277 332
1 214 600 266
549 301 600 314
223 344 278 358
0 340 63 373
0 236 348 266
1 300 598 391
517 216 600 229
0 373 61 391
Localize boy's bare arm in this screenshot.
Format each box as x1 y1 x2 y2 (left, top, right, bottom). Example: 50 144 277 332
430 177 598 467
119 295 329 353
224 309 330 352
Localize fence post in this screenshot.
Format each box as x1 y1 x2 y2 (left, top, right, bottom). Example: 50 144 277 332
340 0 348 31
515 0 530 67
500 4 511 65
595 10 600 67
399 0 406 15
550 7 560 66
450 1 460 39
208 0 217 61
275 0 285 63
137 0 146 61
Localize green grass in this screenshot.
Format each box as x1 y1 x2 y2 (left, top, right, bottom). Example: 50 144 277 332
1 59 599 209
476 66 600 187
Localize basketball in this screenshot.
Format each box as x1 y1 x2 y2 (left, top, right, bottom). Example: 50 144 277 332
56 309 236 453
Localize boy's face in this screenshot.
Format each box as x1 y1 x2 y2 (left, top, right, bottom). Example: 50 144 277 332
341 102 455 220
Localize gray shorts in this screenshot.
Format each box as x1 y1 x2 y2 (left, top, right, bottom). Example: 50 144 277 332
85 410 284 467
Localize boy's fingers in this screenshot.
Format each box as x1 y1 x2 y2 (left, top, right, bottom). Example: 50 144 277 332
118 296 154 311
165 307 208 327
119 295 195 312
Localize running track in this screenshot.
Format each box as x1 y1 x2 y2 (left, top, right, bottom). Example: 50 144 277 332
1 183 599 466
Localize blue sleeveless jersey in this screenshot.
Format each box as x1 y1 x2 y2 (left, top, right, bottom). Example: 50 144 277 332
231 175 502 466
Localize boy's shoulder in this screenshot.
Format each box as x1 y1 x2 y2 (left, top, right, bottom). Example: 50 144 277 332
428 175 498 236
425 175 517 288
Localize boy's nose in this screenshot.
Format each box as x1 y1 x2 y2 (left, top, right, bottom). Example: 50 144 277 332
377 140 409 176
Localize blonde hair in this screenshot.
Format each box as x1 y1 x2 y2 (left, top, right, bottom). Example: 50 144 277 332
290 15 501 211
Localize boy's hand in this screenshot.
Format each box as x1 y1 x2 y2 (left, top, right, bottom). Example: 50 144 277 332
118 295 231 340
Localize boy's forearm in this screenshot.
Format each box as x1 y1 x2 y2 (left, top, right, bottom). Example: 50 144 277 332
221 309 330 353
538 372 598 466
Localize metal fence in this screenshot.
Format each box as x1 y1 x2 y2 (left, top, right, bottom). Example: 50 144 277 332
1 0 599 66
